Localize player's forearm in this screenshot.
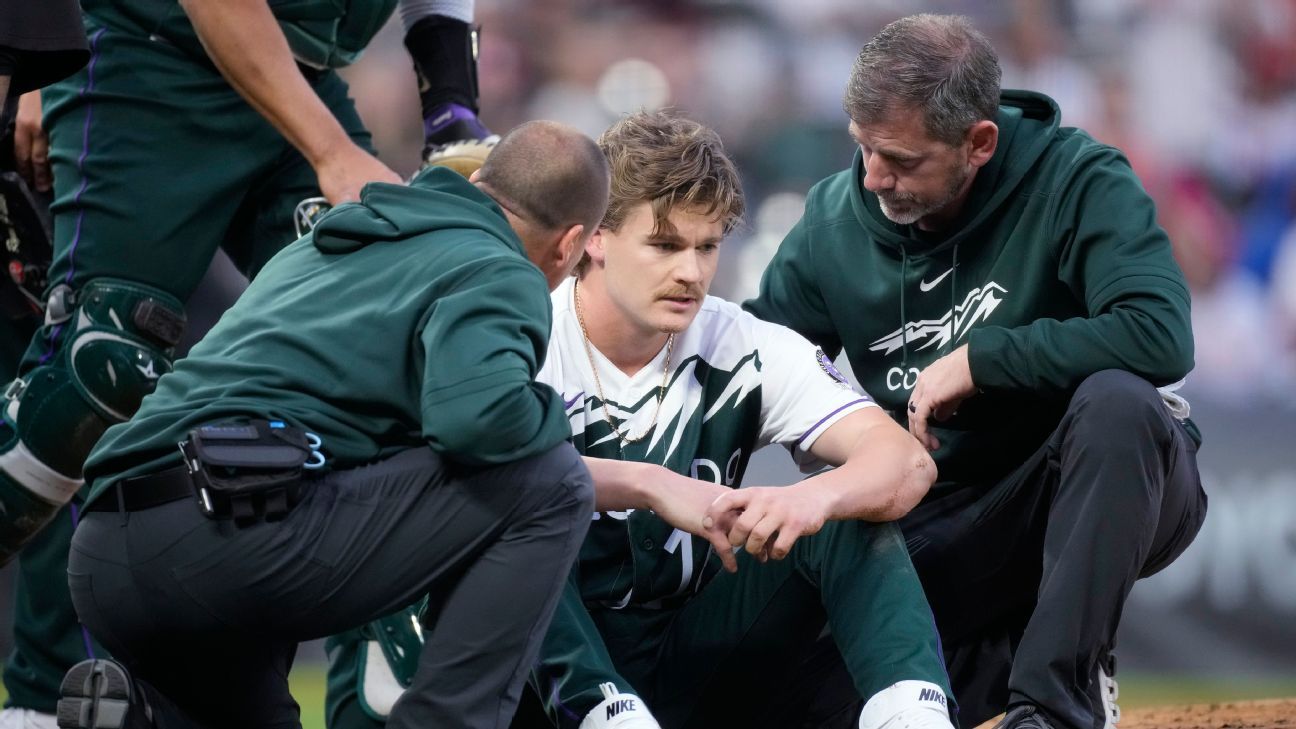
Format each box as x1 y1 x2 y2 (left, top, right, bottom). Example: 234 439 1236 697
179 0 353 168
582 457 724 527
581 457 656 512
800 428 935 522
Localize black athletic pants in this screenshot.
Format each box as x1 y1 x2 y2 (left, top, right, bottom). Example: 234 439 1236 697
899 370 1207 729
68 442 594 729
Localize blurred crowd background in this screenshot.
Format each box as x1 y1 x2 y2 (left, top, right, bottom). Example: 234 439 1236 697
348 0 1296 402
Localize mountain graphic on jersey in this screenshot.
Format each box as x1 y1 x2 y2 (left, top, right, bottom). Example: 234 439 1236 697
572 353 762 471
540 279 872 612
868 282 1008 357
571 353 763 609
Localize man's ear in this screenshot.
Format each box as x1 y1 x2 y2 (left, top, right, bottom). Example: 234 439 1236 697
555 223 587 273
468 168 482 183
966 120 998 169
586 227 609 267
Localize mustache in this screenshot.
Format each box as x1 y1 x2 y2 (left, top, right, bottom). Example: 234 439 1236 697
878 190 919 205
655 285 704 300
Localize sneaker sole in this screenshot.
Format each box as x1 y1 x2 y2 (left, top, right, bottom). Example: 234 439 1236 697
56 660 134 729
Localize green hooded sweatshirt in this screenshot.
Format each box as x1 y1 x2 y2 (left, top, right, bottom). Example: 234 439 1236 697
746 91 1196 487
84 167 570 506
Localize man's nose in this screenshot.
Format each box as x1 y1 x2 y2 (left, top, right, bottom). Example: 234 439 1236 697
861 153 894 192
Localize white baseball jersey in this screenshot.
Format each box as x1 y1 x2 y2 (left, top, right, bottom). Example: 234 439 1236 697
539 278 876 608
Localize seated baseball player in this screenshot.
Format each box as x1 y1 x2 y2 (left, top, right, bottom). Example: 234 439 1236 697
334 111 958 729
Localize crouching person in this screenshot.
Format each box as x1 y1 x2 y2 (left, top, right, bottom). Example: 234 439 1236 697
56 121 609 729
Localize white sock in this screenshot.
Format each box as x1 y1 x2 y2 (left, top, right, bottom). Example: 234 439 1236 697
858 681 953 729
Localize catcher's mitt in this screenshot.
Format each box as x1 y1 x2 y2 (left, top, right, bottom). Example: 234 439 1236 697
421 135 499 178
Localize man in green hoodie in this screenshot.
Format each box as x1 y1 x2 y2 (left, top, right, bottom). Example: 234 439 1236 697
53 120 609 729
0 1 498 724
746 14 1207 729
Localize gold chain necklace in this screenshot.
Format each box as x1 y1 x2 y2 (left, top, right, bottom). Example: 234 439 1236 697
572 279 675 447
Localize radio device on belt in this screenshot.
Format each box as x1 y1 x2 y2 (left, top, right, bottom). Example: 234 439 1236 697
178 420 324 524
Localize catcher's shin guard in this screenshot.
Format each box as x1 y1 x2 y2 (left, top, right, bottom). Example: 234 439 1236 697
353 601 426 719
0 278 184 565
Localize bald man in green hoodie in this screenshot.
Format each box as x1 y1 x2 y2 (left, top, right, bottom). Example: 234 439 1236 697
54 121 609 729
746 14 1207 729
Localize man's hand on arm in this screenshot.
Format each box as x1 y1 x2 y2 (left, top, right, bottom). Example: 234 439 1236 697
703 485 832 564
179 0 401 203
906 343 976 451
705 407 936 563
582 457 738 572
13 91 50 192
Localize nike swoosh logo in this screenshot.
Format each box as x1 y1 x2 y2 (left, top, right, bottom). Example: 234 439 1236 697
919 268 953 292
564 392 584 409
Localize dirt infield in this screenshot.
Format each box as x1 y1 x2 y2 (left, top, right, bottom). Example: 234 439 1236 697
1117 698 1295 729
975 699 1296 729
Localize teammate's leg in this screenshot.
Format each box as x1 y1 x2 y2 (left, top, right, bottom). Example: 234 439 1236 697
1009 370 1205 729
3 504 102 724
225 67 374 279
323 632 388 729
0 14 292 560
643 520 952 729
901 370 1206 729
900 455 1051 726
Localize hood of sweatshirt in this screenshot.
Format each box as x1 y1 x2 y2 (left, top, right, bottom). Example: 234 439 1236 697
849 90 1059 258
312 166 522 256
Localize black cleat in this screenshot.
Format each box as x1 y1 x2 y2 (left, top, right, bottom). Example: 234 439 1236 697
992 704 1060 729
56 660 151 729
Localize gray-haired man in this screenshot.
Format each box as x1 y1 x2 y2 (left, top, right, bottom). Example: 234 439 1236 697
747 13 1207 729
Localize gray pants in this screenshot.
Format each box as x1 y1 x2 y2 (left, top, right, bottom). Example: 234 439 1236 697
900 370 1207 729
69 442 594 729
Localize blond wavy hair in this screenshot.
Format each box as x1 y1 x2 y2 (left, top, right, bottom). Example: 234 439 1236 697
575 111 744 275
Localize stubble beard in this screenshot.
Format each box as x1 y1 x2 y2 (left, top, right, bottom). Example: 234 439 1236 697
877 161 970 226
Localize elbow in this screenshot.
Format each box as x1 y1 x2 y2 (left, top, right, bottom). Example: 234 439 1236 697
1161 337 1194 384
430 426 500 465
430 417 537 466
877 446 936 522
1142 335 1194 386
1135 304 1195 384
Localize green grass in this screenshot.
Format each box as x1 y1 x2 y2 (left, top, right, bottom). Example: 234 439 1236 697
10 664 1296 727
1104 674 1296 708
289 665 329 728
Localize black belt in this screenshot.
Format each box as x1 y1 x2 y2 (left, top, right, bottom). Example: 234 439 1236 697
86 464 194 513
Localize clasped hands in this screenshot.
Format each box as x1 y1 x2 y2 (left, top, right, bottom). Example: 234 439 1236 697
653 471 832 575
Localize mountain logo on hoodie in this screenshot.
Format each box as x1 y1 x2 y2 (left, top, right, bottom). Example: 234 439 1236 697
868 282 1009 357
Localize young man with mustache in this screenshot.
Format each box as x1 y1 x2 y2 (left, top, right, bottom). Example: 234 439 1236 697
514 111 954 729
